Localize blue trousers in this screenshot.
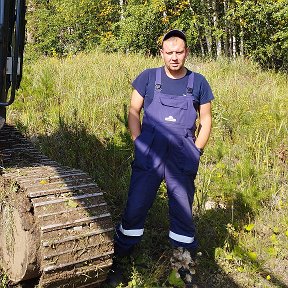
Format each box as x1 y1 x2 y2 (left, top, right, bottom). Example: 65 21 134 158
115 130 199 255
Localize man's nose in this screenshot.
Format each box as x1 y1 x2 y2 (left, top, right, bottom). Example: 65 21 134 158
171 53 177 60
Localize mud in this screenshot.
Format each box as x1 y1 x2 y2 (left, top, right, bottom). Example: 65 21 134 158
0 125 114 287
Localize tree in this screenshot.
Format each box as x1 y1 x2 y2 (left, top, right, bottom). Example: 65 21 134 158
114 1 166 55
27 0 120 55
26 0 288 71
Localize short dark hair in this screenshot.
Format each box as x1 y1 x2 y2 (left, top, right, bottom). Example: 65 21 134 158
162 29 187 46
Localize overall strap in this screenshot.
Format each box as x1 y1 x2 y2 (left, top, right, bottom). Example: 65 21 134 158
155 67 162 91
155 68 194 95
186 72 194 96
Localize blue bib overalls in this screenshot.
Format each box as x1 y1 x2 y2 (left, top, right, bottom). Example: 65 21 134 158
115 68 201 255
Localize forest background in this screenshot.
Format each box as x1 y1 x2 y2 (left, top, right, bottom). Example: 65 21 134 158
27 0 288 71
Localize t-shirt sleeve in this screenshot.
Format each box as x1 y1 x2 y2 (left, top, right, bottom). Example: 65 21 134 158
199 75 214 105
131 69 151 98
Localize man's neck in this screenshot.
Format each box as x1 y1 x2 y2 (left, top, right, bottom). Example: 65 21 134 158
164 66 187 79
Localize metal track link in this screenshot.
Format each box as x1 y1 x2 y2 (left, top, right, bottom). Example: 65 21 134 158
0 125 114 287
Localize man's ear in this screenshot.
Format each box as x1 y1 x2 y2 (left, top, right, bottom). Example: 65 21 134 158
160 48 164 58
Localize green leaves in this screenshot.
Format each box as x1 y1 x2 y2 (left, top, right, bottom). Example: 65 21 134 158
244 223 255 232
168 270 185 287
247 251 257 261
116 2 165 55
27 0 288 70
27 0 120 55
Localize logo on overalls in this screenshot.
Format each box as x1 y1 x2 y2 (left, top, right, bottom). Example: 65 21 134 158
165 116 177 122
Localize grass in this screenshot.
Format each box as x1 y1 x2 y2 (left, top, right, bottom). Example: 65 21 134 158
1 50 288 287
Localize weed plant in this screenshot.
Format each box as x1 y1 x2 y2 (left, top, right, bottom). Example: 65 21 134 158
4 51 288 287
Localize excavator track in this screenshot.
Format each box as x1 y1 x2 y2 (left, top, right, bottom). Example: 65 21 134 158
0 125 114 288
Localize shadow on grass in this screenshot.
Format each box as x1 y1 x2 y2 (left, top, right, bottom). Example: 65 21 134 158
0 114 133 287
3 104 286 287
194 194 252 288
194 192 288 288
34 113 133 220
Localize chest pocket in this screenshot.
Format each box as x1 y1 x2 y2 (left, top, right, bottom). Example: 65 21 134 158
159 96 189 125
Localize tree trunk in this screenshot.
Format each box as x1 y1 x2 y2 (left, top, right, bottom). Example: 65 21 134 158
228 2 237 58
223 0 230 57
119 0 124 20
240 25 244 56
198 34 205 57
187 3 206 57
26 1 36 44
232 34 237 58
205 26 213 56
197 0 212 56
194 21 205 57
211 0 222 57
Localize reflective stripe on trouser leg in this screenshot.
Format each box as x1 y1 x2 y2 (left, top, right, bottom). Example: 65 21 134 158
166 157 197 249
119 224 144 236
169 231 194 244
114 163 163 254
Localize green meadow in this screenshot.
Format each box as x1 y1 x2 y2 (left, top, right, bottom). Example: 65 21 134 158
3 50 288 287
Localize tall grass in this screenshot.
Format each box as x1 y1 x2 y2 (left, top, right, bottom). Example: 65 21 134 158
5 51 288 287
9 52 162 211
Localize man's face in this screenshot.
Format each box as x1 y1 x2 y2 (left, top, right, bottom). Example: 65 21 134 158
160 37 189 73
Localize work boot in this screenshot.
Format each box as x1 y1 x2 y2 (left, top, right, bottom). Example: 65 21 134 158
105 257 126 287
105 245 134 288
170 247 200 288
105 253 133 287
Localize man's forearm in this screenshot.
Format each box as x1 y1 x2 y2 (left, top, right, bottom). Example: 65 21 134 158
128 109 141 141
195 116 212 149
195 102 212 150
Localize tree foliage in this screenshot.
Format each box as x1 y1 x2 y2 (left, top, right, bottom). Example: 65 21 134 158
115 1 166 55
235 0 288 70
27 0 120 55
26 0 288 71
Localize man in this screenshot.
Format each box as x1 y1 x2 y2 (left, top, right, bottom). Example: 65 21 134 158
110 29 214 286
